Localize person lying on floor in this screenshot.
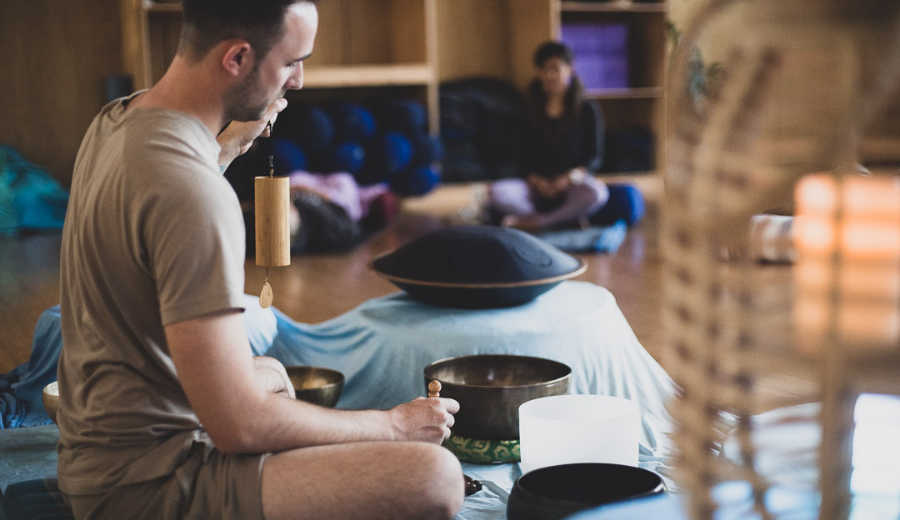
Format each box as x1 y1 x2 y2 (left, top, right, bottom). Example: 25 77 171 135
226 154 400 254
285 172 398 253
56 1 464 520
489 41 609 231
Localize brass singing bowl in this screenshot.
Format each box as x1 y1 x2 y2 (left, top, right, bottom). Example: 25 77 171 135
424 355 571 440
285 366 345 408
43 381 60 425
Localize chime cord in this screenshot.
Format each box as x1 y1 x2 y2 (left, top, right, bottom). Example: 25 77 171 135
265 122 274 284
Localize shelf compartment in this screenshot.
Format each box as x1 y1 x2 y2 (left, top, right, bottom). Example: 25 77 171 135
145 1 182 13
585 86 662 99
140 0 437 83
559 1 667 13
559 10 666 89
303 64 434 89
310 0 434 68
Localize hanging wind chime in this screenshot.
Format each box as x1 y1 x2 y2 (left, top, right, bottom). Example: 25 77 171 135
255 122 291 308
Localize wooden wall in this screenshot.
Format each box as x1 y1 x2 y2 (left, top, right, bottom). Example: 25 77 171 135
0 0 123 188
435 0 513 82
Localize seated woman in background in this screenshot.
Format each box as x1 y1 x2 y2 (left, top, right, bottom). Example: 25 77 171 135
490 41 609 231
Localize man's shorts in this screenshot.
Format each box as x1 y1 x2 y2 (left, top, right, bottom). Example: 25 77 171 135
63 443 270 520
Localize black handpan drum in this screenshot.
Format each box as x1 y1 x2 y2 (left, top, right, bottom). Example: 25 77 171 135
370 226 586 308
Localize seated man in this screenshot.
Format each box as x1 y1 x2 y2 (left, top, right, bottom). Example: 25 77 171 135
56 1 463 519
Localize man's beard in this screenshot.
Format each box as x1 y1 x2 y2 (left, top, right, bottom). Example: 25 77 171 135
223 72 270 123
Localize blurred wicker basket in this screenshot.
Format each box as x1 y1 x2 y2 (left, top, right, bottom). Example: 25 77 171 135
664 1 900 518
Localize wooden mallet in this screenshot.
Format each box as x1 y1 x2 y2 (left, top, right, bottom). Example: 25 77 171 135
428 379 481 496
428 380 442 398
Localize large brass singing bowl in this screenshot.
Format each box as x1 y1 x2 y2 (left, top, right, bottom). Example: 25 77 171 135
424 355 571 440
285 366 345 408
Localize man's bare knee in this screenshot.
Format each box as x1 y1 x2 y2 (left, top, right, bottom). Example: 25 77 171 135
410 443 465 520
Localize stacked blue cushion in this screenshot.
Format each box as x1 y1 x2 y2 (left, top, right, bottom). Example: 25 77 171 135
391 165 441 196
366 132 413 175
372 99 428 135
410 133 443 166
275 104 334 153
322 142 366 174
272 99 443 195
272 138 308 173
330 102 377 143
3 478 74 520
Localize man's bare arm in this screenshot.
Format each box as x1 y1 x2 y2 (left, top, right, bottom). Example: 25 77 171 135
165 310 458 454
253 356 295 399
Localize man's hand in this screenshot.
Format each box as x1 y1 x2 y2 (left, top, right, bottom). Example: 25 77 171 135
253 356 295 399
217 98 288 167
387 397 459 444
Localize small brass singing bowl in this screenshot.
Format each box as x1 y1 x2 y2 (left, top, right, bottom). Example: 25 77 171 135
43 381 60 425
285 366 345 408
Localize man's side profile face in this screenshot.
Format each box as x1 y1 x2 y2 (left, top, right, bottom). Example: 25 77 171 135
225 1 318 122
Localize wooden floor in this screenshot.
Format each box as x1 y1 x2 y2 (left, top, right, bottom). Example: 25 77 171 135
0 183 668 374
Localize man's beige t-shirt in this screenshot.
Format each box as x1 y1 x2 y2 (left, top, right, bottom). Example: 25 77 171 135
57 95 247 496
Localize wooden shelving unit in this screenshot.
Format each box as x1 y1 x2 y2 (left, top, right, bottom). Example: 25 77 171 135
121 0 440 134
556 1 666 175
508 0 667 176
120 0 673 174
862 98 900 166
585 86 663 99
432 0 667 178
302 64 434 89
560 1 667 13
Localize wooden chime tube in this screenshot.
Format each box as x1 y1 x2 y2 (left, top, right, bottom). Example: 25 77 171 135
254 176 291 267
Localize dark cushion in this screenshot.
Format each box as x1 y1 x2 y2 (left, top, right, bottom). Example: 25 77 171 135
439 77 529 182
321 141 365 174
590 183 645 227
371 99 428 134
329 102 377 143
600 128 655 173
274 103 335 152
4 478 74 520
272 138 308 174
391 165 441 197
370 225 585 308
291 191 363 254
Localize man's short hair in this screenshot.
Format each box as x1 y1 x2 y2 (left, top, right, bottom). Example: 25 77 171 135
180 0 316 65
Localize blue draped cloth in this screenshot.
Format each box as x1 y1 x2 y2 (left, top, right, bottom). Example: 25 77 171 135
3 282 676 455
2 281 678 519
0 306 62 429
535 220 629 253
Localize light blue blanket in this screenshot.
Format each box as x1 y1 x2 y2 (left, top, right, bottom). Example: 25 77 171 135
4 281 677 519
258 281 675 464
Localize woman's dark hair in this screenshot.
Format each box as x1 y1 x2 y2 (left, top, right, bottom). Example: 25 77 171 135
528 41 585 141
533 41 574 68
179 0 316 65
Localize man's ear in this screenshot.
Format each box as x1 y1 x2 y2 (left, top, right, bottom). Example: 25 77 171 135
222 41 254 78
